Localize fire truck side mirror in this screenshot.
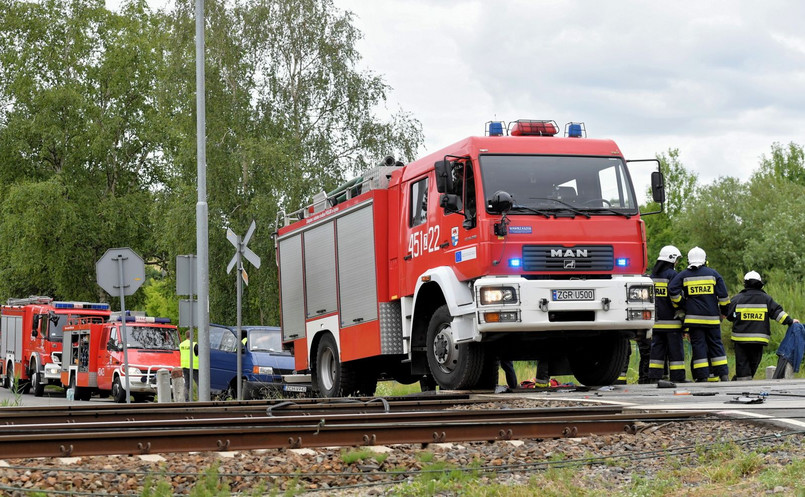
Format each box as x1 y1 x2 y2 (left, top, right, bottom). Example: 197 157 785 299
488 190 513 214
434 160 453 194
651 171 666 203
32 315 39 337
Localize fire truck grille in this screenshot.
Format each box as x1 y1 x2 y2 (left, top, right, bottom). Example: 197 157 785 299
522 245 614 272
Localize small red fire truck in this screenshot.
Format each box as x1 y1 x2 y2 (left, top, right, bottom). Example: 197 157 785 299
61 313 181 402
275 120 665 396
0 297 111 395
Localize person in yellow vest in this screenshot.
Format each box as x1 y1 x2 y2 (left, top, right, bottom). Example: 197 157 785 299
180 338 199 401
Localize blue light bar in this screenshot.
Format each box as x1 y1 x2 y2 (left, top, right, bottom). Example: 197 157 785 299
508 258 522 268
486 121 505 136
53 301 111 310
565 122 586 138
616 258 629 267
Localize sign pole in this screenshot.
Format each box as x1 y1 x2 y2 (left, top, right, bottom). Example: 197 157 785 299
114 255 132 404
235 234 243 400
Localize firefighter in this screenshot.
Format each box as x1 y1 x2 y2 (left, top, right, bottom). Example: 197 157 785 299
500 360 518 390
668 247 731 382
726 271 799 380
647 245 686 383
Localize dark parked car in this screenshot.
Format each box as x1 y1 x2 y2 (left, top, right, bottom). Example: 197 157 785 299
209 324 305 399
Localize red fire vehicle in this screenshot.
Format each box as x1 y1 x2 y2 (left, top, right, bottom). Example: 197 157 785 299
275 120 665 396
0 297 111 395
61 313 181 402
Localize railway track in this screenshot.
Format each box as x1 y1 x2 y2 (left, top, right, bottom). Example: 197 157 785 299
0 395 703 458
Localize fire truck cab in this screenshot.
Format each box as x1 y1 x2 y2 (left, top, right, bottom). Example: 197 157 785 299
61 313 180 402
0 297 111 395
276 120 665 396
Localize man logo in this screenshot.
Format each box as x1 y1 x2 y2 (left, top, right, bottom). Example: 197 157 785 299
551 249 588 258
564 260 576 269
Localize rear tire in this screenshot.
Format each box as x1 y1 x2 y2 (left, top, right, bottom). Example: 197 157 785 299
313 333 360 397
569 335 630 386
426 305 484 390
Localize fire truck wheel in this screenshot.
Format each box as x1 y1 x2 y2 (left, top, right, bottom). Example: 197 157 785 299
30 367 45 397
426 305 484 390
569 335 629 386
313 333 361 397
112 377 128 403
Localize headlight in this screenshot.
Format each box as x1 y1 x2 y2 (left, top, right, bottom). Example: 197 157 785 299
127 367 142 376
479 286 518 305
253 366 274 375
627 285 654 303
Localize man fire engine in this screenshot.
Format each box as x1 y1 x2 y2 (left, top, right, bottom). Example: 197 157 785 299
1 297 111 395
61 312 181 402
275 120 665 396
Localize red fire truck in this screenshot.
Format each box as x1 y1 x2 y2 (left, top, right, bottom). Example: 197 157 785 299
275 120 665 396
0 297 111 395
61 313 181 402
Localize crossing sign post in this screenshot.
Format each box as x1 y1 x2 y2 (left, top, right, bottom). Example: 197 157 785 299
226 221 261 399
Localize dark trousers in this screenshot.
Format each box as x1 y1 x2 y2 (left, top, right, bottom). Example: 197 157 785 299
733 342 764 378
689 326 728 379
649 331 686 381
500 360 518 389
621 338 651 382
182 368 199 401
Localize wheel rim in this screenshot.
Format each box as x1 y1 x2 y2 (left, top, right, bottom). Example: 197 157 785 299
319 347 336 392
432 324 458 375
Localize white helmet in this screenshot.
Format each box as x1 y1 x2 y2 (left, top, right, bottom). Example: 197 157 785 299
687 246 706 268
744 271 762 282
658 245 681 263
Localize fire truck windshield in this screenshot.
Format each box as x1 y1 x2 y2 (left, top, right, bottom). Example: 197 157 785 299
479 155 638 214
116 326 179 351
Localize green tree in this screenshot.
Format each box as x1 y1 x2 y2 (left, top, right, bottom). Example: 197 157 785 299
154 0 423 325
755 142 805 186
0 0 169 304
643 149 699 263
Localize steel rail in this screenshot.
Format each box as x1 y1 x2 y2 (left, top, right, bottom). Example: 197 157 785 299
0 410 702 458
0 395 607 425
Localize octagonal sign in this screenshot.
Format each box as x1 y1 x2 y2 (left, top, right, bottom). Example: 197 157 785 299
96 247 146 296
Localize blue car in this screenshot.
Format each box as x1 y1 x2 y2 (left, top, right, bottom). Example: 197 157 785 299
209 325 306 399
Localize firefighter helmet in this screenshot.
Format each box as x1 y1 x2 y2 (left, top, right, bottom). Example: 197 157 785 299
744 271 762 282
657 245 681 263
687 246 706 268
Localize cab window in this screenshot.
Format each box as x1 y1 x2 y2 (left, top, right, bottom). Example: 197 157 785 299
409 177 429 227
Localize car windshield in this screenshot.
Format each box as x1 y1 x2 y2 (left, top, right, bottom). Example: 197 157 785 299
248 330 282 352
479 155 638 214
124 326 179 350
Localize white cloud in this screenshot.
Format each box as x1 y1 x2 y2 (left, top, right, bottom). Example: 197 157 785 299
336 0 805 186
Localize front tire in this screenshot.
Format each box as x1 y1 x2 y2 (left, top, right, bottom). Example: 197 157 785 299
569 335 630 386
426 305 484 390
112 376 127 403
30 363 44 397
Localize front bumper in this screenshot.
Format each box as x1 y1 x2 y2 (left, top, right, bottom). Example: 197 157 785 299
474 275 655 333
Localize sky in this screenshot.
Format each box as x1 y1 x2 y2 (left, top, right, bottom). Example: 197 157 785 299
331 0 805 190
119 0 805 194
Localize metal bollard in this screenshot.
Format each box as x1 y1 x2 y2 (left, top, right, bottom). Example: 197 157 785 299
156 369 171 403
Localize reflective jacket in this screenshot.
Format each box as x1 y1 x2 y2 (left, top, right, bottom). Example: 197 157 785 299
668 266 730 328
652 267 682 331
726 288 793 345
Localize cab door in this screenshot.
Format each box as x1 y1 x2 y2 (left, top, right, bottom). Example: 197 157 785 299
400 172 439 295
437 158 483 281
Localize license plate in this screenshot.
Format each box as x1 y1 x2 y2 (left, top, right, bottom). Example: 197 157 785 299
552 289 595 301
283 384 307 393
